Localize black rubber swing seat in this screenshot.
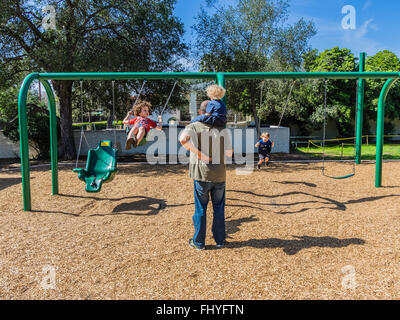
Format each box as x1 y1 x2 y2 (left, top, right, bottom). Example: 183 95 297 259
73 140 118 193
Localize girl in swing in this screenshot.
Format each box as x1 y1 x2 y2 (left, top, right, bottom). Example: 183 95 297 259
123 100 162 149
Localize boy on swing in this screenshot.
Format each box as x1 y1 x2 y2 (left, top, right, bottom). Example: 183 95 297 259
123 100 162 149
255 132 274 169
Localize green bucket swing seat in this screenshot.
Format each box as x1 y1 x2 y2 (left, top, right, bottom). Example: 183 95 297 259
73 140 118 193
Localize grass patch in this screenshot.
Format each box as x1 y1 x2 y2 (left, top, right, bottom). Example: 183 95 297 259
297 143 400 160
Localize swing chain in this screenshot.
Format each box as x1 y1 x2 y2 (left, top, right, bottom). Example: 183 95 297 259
160 80 178 116
76 80 91 168
322 79 328 175
278 79 296 127
132 80 147 108
321 78 357 179
112 80 117 147
80 80 84 124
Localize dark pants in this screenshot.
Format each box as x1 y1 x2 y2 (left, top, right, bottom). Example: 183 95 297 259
258 152 271 161
192 180 226 246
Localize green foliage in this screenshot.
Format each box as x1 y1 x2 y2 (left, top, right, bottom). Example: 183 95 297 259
365 50 400 121
304 47 356 72
70 79 190 126
288 49 400 137
0 87 19 126
0 0 188 159
192 0 316 133
0 86 60 159
301 47 357 137
253 47 359 137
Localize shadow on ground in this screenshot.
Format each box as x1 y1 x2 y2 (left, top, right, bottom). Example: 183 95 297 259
225 215 259 238
227 189 400 215
273 180 317 188
226 235 366 255
227 189 346 214
0 177 23 192
45 193 192 217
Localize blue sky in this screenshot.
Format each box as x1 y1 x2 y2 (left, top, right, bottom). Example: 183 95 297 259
174 0 400 67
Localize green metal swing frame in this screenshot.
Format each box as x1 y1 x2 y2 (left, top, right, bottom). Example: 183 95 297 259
18 62 400 210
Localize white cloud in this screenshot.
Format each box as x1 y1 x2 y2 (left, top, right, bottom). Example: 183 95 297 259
355 18 373 38
341 18 384 56
362 0 373 11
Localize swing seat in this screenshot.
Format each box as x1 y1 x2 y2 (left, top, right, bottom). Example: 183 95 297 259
125 126 150 147
73 140 118 193
137 136 148 147
325 173 355 180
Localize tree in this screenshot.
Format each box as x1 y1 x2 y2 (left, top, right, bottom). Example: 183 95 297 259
298 47 358 137
192 0 316 135
71 78 189 128
365 50 400 134
0 85 61 159
0 0 187 159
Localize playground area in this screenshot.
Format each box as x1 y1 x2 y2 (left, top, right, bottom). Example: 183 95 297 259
4 0 400 303
1 161 400 299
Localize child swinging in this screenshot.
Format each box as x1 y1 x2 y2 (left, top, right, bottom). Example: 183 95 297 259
123 100 162 149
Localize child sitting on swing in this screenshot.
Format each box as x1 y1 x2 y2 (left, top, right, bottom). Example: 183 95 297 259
123 100 162 150
191 84 227 127
255 132 274 169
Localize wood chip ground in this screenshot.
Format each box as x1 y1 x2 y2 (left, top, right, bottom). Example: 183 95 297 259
1 162 399 299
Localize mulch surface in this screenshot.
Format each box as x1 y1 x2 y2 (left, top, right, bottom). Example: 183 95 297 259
1 161 400 299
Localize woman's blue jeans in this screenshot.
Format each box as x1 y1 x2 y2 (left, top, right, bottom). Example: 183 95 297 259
192 180 226 246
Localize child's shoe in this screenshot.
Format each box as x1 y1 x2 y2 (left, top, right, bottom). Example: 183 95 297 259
257 164 261 170
131 138 138 148
125 138 134 150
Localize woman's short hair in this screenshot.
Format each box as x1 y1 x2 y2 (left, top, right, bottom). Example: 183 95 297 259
206 84 226 100
133 100 152 116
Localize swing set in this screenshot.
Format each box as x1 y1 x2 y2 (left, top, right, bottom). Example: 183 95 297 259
320 79 357 180
17 66 400 211
72 79 179 192
73 80 119 192
260 77 357 179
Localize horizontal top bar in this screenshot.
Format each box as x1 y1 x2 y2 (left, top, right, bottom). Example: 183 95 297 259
223 72 400 80
37 72 400 81
38 72 217 80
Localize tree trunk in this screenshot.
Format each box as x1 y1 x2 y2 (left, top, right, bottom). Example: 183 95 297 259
53 80 76 160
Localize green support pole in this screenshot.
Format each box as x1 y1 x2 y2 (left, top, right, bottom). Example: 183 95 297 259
216 73 226 104
355 52 366 164
375 78 398 187
18 76 59 211
41 80 59 195
18 73 40 211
